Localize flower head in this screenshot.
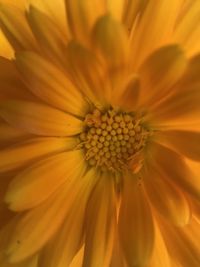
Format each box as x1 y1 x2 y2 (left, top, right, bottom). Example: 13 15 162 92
0 0 200 267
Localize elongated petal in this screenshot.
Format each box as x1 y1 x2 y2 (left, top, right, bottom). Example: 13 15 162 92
113 74 140 111
161 218 200 267
0 100 83 136
174 0 200 57
148 221 171 267
65 0 105 43
65 41 107 107
27 6 66 63
0 28 13 58
144 163 191 226
118 172 154 267
0 57 35 102
0 137 75 173
6 160 87 263
92 14 129 69
83 173 116 267
15 52 87 116
38 169 99 267
0 3 37 51
107 0 124 20
130 0 183 68
5 150 84 211
138 45 187 107
156 130 200 161
149 86 200 124
150 143 200 202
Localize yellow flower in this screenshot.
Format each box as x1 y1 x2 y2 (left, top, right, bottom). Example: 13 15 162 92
0 0 200 267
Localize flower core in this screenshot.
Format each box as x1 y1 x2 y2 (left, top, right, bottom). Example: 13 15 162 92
79 109 149 172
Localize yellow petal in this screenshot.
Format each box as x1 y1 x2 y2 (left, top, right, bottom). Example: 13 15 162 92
148 221 171 267
69 246 84 267
83 173 116 267
65 41 108 108
92 14 129 69
0 28 13 58
0 0 27 10
138 45 187 107
28 0 69 38
107 0 125 21
174 0 200 57
156 130 200 161
15 51 87 116
0 100 83 136
113 74 140 111
122 0 148 32
0 254 38 267
5 150 84 211
148 86 200 124
0 3 37 51
0 121 28 148
130 0 183 68
38 169 99 267
26 6 66 63
161 218 200 267
6 160 87 263
144 163 191 226
0 137 75 173
150 143 200 202
0 57 35 102
65 0 106 44
118 172 154 267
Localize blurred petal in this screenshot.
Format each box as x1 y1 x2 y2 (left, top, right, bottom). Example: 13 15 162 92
107 0 124 21
92 14 129 69
15 51 87 116
0 100 83 136
5 150 84 211
65 0 105 43
118 172 154 267
174 0 200 56
0 28 13 58
27 6 67 63
150 143 200 202
0 137 74 173
29 0 69 37
38 169 99 267
144 163 191 226
83 173 116 267
6 163 88 263
0 3 37 51
138 45 187 107
130 0 183 68
156 130 200 161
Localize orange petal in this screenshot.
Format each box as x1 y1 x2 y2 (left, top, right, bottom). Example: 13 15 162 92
150 143 200 202
26 6 66 64
0 137 75 173
156 130 200 161
0 57 35 102
138 45 187 107
107 0 124 21
38 169 99 267
130 0 183 68
144 163 191 226
0 3 37 51
0 100 83 136
29 0 69 38
15 51 87 116
0 28 13 58
5 150 84 211
92 14 129 69
118 172 154 267
65 0 106 44
6 161 87 263
65 41 108 108
82 173 116 267
174 0 200 57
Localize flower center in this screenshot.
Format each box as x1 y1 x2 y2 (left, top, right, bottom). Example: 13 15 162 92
79 109 149 173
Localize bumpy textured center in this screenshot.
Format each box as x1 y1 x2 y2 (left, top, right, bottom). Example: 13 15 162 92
79 109 149 172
